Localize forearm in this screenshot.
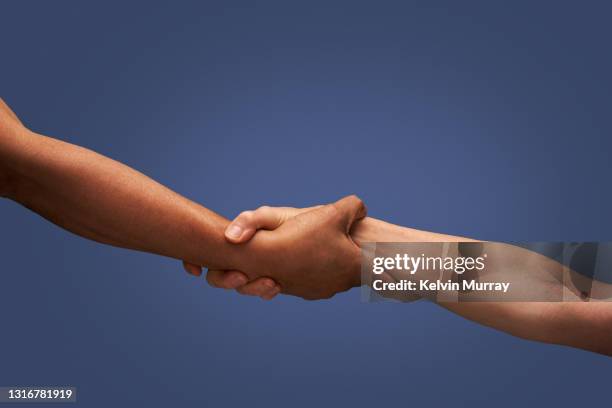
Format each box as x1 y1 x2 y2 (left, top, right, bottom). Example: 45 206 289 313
0 126 241 269
440 301 612 355
352 217 612 355
351 216 476 245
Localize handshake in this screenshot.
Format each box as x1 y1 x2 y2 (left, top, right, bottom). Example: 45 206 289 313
0 98 374 303
183 196 368 301
2 98 612 355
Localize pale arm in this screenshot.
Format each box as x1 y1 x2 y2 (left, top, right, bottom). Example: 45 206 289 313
207 205 612 355
352 217 612 356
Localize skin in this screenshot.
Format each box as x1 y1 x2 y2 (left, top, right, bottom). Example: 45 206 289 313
0 98 364 301
206 207 612 356
2 98 610 354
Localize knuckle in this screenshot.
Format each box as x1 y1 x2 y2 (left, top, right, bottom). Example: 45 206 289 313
349 194 365 209
325 203 341 218
321 292 334 300
319 289 336 300
205 273 218 288
238 210 254 223
249 287 266 297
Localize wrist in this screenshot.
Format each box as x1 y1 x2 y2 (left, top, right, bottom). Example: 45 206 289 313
188 213 246 271
229 230 274 281
351 217 420 244
351 217 474 245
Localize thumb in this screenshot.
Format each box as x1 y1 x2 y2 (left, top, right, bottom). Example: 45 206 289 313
225 206 312 243
331 195 367 233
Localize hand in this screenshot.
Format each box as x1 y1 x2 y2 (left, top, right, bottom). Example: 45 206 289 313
191 207 385 299
186 196 366 300
185 206 316 299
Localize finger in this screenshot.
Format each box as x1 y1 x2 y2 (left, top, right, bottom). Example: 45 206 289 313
331 195 367 232
182 261 202 277
261 285 281 300
225 206 303 243
235 277 278 297
206 269 248 289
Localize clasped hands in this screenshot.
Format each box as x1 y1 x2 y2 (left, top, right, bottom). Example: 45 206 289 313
184 196 367 301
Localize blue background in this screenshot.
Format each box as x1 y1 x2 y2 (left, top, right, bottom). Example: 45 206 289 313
1 1 611 406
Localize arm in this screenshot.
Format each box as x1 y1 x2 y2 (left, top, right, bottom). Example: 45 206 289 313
0 102 241 270
0 98 365 301
351 217 612 356
209 208 612 355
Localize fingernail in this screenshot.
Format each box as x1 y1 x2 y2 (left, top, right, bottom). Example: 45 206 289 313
226 224 243 240
264 280 276 289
